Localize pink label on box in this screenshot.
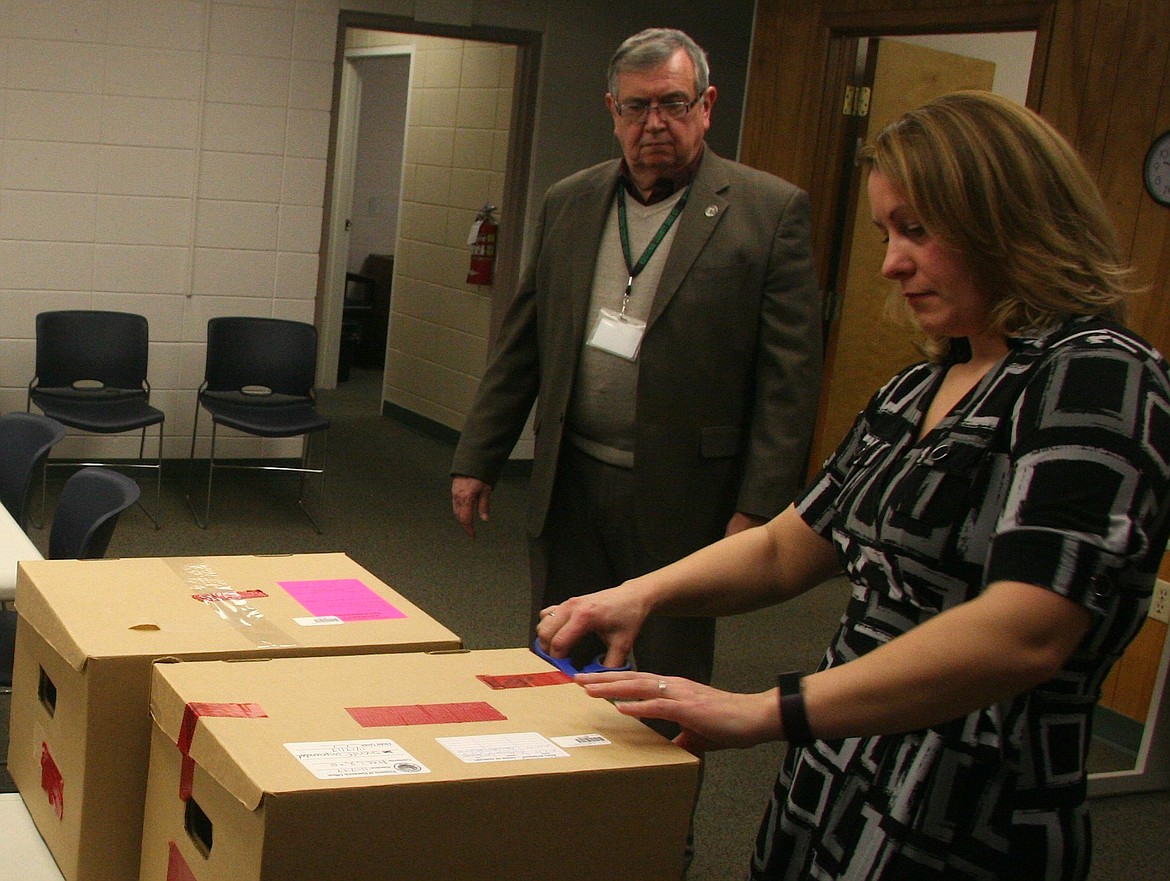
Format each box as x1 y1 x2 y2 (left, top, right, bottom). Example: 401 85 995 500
278 578 406 622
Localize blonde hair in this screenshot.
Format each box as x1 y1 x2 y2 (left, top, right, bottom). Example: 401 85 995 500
861 91 1136 360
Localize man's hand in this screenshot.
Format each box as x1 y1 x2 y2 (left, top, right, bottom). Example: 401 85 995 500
451 475 492 538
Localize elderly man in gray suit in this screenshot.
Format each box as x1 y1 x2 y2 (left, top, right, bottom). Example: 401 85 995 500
451 27 822 728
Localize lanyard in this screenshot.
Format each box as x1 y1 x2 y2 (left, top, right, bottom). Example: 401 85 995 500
616 185 690 316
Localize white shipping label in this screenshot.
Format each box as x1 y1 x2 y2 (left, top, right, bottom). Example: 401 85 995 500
286 739 430 779
437 732 569 763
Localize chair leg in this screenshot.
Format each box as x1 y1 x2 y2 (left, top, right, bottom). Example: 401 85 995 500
130 425 163 530
185 404 211 529
296 431 326 534
33 458 49 531
203 425 217 529
153 423 163 528
186 410 325 533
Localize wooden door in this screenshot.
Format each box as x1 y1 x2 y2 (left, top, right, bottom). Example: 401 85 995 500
809 40 995 469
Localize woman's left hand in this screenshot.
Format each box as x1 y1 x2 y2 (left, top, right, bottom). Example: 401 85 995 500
575 671 783 755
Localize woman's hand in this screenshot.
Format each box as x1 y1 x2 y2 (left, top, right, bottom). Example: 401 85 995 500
536 583 652 669
575 671 783 755
536 505 839 669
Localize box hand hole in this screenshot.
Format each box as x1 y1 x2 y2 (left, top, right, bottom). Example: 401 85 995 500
37 667 57 717
185 796 214 858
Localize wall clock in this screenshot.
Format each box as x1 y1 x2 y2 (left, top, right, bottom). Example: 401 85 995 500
1145 130 1170 207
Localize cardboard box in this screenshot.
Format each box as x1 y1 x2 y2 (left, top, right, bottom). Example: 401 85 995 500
7 553 461 881
140 648 699 881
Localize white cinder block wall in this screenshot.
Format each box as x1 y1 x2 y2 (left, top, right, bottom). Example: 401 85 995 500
0 0 756 462
0 0 339 461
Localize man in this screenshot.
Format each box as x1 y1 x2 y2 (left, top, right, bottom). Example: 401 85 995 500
451 28 822 716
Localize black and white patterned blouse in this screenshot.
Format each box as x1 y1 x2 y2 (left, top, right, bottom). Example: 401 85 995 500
752 317 1170 881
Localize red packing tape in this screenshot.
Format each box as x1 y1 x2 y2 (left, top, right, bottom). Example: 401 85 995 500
177 702 267 801
40 742 64 821
347 701 506 727
477 671 572 689
167 842 198 881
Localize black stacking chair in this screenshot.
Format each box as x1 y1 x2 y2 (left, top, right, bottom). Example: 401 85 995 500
48 467 141 561
0 413 65 689
0 412 66 531
2 465 137 687
27 310 164 528
187 317 330 532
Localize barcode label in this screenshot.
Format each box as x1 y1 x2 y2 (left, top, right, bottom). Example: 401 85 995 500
551 733 611 748
293 615 344 626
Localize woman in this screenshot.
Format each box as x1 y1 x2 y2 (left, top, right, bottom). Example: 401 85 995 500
536 91 1170 880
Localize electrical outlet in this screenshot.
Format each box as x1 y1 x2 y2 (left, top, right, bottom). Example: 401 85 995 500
1151 579 1170 625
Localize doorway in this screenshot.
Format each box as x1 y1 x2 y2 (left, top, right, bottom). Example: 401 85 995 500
335 46 410 396
319 19 538 425
811 32 1033 469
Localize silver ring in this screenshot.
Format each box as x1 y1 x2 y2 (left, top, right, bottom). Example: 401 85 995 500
657 679 668 696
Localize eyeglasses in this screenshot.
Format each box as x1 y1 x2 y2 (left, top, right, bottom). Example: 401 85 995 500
614 96 701 123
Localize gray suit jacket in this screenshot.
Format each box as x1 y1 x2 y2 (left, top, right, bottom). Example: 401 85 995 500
452 149 823 562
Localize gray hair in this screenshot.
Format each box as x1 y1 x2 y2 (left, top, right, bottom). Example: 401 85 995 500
607 28 710 100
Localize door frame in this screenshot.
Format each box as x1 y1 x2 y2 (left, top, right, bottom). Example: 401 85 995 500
319 44 414 390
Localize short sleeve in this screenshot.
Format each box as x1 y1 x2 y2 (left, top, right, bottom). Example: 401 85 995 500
795 363 933 538
796 414 866 538
985 336 1170 609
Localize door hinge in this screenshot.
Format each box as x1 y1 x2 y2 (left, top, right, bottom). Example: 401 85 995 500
842 85 871 117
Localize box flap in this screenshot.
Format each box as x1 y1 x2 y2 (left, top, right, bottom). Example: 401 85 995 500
15 554 460 673
150 659 272 810
150 649 698 813
15 561 90 673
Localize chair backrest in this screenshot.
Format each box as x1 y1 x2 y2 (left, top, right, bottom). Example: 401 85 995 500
48 467 141 560
203 317 319 398
0 412 66 531
34 310 150 391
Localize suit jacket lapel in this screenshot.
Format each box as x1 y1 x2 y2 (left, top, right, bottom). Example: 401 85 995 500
566 162 622 345
648 151 730 328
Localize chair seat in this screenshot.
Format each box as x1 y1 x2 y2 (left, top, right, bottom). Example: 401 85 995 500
200 398 330 438
32 390 164 433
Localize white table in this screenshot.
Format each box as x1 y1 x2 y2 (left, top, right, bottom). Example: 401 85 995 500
0 504 42 606
0 793 64 880
0 516 55 878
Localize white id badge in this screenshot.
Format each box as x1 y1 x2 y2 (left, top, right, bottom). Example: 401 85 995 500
587 308 646 361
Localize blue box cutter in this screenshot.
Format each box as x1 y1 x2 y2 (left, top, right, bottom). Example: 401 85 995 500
531 637 632 676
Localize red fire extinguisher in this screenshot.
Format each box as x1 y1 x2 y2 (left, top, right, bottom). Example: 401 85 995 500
467 204 498 286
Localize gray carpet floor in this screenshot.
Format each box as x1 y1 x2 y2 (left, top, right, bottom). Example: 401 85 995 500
3 366 1167 879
